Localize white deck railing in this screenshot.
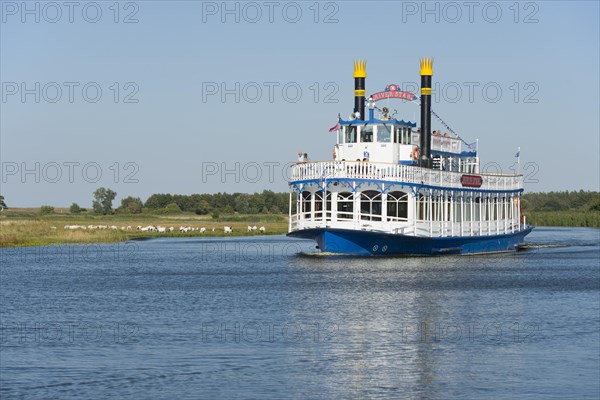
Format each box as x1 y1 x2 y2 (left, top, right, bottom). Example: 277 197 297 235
291 161 523 192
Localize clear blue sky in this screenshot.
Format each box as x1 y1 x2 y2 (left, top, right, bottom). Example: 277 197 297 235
1 1 599 207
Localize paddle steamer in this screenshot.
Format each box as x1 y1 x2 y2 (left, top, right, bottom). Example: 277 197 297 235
287 59 532 255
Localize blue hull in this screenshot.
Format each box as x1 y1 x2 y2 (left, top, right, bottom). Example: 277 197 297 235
287 227 533 256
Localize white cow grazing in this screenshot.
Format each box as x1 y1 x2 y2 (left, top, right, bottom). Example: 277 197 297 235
157 226 166 233
252 225 257 231
247 226 253 232
259 226 266 233
64 225 85 230
180 226 189 233
126 226 132 230
224 226 233 234
110 225 118 230
169 227 174 233
200 227 206 233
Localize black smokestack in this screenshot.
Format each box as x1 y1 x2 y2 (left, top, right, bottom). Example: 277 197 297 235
353 60 366 120
419 58 433 168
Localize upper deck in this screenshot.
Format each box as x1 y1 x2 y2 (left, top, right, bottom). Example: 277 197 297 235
291 161 523 192
336 118 476 168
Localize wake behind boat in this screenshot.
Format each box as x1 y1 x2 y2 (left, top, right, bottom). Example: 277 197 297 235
287 58 532 256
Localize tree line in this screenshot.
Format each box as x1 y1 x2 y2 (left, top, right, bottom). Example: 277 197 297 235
141 191 289 215
521 190 600 212
64 189 291 216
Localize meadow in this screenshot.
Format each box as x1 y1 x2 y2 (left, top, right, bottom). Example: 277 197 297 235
0 208 288 247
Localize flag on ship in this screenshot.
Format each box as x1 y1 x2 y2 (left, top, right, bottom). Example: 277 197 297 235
329 122 341 133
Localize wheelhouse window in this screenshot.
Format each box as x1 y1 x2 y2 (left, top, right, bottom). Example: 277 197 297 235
345 126 357 143
377 125 391 143
361 125 373 143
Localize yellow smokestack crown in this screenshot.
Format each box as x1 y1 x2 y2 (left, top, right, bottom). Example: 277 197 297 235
420 58 433 76
354 60 366 78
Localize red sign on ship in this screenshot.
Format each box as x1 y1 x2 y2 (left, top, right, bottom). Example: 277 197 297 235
371 84 415 102
461 175 483 188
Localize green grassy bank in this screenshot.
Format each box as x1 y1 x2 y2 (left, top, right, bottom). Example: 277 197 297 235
0 208 288 247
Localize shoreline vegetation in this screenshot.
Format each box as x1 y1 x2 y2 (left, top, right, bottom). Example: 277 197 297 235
0 210 288 248
1 191 598 248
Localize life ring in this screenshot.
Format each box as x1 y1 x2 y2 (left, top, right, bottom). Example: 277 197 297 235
411 146 419 161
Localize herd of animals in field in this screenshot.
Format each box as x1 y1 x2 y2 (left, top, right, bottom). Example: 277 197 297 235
62 225 266 234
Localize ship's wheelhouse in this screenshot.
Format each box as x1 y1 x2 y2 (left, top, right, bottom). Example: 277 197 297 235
336 120 416 165
337 120 479 173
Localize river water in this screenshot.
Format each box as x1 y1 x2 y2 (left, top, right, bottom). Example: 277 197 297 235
1 227 599 399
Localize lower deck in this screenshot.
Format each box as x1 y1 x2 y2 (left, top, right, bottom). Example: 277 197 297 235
288 180 526 238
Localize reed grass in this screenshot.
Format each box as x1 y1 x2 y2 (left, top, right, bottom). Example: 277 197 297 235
525 211 600 228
